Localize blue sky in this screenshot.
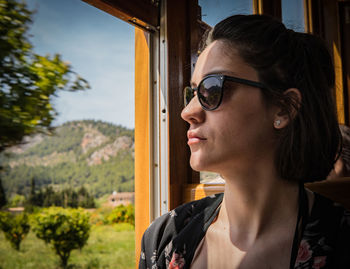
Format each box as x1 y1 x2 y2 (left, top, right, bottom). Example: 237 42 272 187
199 0 253 26
26 0 135 129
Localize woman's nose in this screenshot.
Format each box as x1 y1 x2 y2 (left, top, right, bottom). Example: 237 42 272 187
181 95 205 124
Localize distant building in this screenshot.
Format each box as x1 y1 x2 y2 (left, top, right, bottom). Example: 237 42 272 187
7 207 25 215
107 191 134 207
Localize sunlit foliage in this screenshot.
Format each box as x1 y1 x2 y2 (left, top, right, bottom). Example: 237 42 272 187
32 207 91 268
0 212 30 251
106 204 135 226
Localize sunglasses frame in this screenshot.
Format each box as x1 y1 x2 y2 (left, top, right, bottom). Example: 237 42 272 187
184 74 269 111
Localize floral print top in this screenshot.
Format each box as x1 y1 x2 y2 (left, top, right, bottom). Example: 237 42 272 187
139 192 350 269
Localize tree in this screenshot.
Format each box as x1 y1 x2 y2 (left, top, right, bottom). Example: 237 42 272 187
32 207 91 268
0 177 6 208
42 186 59 206
0 0 90 152
106 204 135 226
0 212 30 251
25 177 42 211
77 186 96 208
8 194 25 207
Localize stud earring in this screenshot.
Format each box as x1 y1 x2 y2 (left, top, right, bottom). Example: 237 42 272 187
275 120 281 127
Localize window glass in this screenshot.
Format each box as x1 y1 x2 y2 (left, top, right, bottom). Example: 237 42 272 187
199 0 253 26
282 0 305 32
1 0 136 267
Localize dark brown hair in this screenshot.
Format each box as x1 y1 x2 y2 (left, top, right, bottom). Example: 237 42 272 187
206 14 341 182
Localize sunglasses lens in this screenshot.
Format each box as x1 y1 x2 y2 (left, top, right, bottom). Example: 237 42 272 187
198 76 222 110
184 86 194 107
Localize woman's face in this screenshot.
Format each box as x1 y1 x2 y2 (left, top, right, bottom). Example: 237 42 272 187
181 41 278 176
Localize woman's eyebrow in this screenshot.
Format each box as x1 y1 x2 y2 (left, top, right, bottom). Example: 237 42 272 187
203 70 240 77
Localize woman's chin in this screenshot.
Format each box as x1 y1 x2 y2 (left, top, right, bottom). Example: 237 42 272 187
189 155 212 172
189 157 204 172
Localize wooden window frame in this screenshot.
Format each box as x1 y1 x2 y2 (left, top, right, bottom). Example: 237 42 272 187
304 0 350 124
82 0 200 265
253 0 282 19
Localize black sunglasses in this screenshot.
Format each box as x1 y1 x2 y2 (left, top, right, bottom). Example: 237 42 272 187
184 74 269 111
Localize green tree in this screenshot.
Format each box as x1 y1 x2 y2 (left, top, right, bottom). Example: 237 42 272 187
107 204 135 226
0 0 89 152
77 186 95 208
41 186 54 206
25 177 42 211
27 177 35 204
0 177 6 208
0 212 30 251
32 207 91 268
8 194 25 207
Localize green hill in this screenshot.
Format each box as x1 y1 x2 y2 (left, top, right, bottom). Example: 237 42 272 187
0 120 134 198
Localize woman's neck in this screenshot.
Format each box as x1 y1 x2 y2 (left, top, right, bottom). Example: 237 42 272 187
217 164 299 250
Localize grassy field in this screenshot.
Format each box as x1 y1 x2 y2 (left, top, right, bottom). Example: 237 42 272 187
0 223 135 269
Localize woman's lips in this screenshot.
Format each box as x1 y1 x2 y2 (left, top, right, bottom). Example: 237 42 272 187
187 132 206 145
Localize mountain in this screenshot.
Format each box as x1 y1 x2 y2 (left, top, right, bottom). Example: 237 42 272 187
0 120 134 198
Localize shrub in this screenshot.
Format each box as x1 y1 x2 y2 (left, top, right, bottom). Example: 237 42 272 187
88 206 113 226
106 204 134 226
32 207 91 268
0 212 30 251
8 194 26 208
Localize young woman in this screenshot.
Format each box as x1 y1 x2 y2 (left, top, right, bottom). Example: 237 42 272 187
139 15 350 269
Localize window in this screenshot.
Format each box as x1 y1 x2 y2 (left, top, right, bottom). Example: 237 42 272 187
282 0 305 32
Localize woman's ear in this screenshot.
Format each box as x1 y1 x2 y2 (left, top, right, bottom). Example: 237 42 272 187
274 88 302 129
